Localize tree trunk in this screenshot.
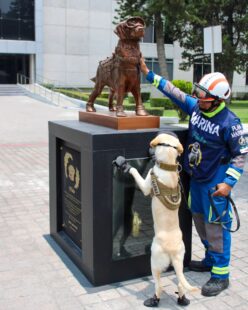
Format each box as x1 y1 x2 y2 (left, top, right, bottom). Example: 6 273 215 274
224 70 233 88
154 12 168 78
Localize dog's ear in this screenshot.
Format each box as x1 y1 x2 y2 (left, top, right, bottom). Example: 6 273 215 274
114 22 128 39
177 142 184 155
150 135 160 148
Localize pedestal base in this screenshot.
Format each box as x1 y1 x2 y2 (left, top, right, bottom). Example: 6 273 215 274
78 110 160 130
49 120 191 286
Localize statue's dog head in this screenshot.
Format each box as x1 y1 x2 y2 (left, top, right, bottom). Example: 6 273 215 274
114 16 145 40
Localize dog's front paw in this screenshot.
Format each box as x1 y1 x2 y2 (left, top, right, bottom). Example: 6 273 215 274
112 156 132 173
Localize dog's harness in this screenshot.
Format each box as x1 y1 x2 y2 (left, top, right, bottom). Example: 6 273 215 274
150 162 181 211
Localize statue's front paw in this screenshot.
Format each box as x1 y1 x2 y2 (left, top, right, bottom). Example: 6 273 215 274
86 103 96 112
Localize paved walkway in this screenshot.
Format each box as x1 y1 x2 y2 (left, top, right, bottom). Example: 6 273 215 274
0 91 248 309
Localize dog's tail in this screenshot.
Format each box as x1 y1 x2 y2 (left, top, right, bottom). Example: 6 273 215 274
90 77 96 83
178 273 199 292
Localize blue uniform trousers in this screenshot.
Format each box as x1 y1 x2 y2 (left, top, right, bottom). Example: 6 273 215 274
190 165 232 279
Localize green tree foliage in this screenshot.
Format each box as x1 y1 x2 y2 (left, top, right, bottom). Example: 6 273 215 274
115 0 248 86
174 0 248 85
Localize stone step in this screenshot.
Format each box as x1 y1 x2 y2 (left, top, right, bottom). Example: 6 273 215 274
0 85 26 96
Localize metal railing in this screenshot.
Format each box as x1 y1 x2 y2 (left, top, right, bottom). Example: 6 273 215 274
16 73 87 109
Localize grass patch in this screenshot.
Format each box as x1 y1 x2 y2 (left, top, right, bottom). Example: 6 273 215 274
229 106 248 123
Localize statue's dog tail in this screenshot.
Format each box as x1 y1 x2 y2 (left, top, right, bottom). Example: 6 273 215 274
90 77 96 83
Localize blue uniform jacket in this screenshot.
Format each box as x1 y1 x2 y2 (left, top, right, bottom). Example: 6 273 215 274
146 71 248 185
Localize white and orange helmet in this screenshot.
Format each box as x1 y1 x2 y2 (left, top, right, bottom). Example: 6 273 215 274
193 72 231 101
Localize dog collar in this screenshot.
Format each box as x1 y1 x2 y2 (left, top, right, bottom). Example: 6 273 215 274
156 162 178 172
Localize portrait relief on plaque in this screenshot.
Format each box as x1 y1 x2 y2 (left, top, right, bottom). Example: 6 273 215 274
60 145 82 249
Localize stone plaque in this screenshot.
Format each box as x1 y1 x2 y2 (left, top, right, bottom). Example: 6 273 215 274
60 144 81 248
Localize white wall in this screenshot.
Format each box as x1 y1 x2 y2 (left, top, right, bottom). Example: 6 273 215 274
42 0 118 87
41 0 247 94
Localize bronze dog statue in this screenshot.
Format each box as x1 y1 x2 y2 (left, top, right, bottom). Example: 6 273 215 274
86 17 148 117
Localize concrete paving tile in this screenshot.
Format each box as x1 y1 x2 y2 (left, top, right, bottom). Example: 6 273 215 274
84 303 111 310
98 288 121 301
0 94 248 310
202 299 233 309
186 302 208 310
219 294 247 307
105 297 132 310
237 290 248 301
78 293 102 305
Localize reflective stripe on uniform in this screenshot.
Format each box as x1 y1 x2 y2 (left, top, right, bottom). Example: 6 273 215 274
226 168 241 180
212 266 229 275
152 75 162 88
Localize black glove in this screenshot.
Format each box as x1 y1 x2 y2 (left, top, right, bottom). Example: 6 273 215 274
113 156 132 173
148 147 156 162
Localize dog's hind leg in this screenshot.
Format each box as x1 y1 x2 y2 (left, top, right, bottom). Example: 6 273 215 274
86 76 104 112
171 251 198 306
143 246 170 307
116 88 126 117
108 88 116 111
144 267 162 307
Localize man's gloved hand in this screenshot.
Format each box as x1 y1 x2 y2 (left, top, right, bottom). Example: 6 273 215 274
113 156 132 173
148 147 156 162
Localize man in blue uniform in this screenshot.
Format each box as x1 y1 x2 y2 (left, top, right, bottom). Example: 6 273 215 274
140 58 248 296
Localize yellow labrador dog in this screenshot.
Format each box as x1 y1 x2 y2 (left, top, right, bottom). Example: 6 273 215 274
114 133 198 307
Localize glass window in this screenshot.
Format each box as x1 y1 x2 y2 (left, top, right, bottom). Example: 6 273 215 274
0 0 20 18
2 18 19 39
0 0 34 40
193 62 211 83
0 54 30 84
20 0 34 19
20 19 34 40
143 24 154 43
141 58 173 83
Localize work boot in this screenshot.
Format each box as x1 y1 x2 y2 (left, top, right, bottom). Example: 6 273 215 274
201 278 229 297
189 260 212 272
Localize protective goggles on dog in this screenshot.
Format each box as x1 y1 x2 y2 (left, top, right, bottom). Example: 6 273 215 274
156 143 178 150
192 83 219 101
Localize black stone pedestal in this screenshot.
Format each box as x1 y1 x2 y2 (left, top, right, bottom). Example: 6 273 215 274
49 120 191 286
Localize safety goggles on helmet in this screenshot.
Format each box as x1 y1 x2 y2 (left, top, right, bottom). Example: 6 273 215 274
192 83 219 101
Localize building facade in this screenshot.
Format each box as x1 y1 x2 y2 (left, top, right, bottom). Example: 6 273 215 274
0 0 247 96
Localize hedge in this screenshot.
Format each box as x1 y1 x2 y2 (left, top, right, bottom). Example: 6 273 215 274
123 103 136 111
98 92 109 99
141 92 151 102
128 96 135 103
146 107 164 116
171 80 193 121
150 98 174 109
58 89 89 101
57 89 111 107
128 92 151 104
